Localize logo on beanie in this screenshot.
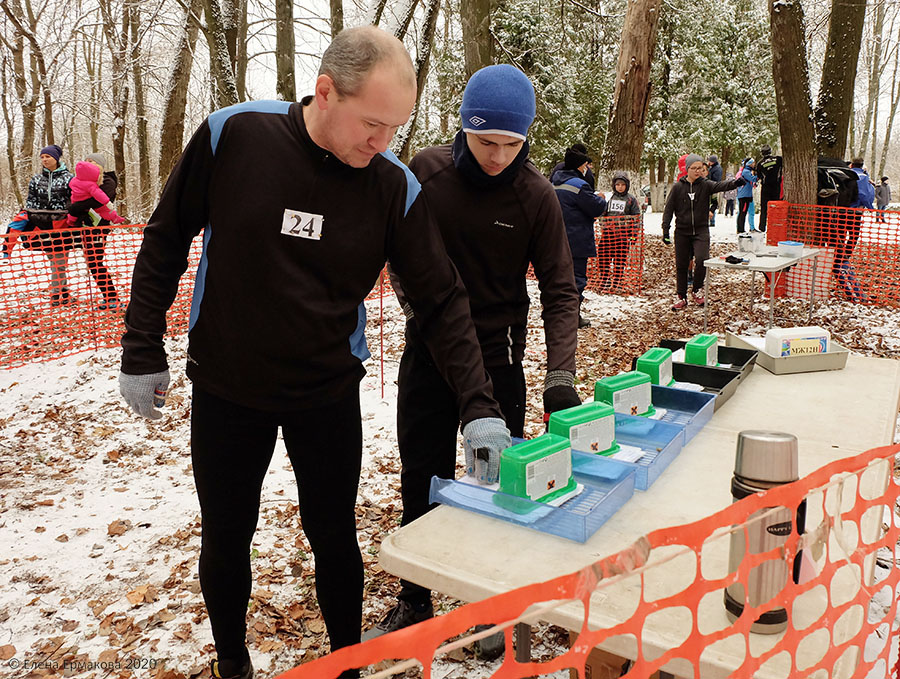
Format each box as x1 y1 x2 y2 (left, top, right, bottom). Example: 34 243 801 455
468 116 486 127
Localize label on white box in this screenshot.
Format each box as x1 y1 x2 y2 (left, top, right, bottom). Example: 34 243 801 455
524 448 572 501
780 337 827 357
612 384 651 416
569 417 615 453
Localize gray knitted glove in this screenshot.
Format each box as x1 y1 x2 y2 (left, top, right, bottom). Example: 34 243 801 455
462 417 511 484
119 370 170 420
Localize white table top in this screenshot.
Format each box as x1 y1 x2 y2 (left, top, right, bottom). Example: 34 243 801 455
704 246 820 273
378 354 900 678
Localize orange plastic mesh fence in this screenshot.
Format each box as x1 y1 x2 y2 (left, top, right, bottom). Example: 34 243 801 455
766 201 900 307
0 225 201 369
589 215 644 295
279 444 900 679
525 214 645 295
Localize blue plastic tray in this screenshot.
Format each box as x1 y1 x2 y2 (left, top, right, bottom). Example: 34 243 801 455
649 384 715 444
579 413 686 490
428 453 636 543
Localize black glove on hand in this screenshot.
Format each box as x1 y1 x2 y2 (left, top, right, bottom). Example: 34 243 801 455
662 233 672 245
543 385 581 414
735 176 747 187
543 370 580 416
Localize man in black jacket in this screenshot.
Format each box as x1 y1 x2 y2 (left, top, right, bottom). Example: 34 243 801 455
367 64 581 642
706 155 723 226
662 154 745 310
118 26 510 679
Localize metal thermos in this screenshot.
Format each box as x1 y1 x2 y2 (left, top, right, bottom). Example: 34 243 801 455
724 431 800 634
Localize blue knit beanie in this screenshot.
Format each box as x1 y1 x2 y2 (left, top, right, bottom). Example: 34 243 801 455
459 65 536 141
40 144 62 162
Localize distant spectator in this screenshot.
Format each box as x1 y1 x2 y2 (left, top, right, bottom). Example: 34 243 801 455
65 160 125 227
755 145 783 232
597 171 641 291
849 158 875 209
875 176 890 223
662 153 744 310
552 145 606 327
707 155 722 226
24 144 75 306
723 173 737 216
550 143 595 190
735 158 757 233
67 152 122 310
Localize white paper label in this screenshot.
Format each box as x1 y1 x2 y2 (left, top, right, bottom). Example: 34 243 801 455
569 417 615 453
659 359 672 386
612 383 651 416
706 344 718 366
609 198 627 214
281 209 323 240
524 448 572 501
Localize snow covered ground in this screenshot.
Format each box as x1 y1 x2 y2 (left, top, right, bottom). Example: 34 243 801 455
1 217 899 678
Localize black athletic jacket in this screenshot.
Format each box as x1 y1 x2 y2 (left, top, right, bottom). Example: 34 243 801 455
662 175 743 237
122 99 501 424
399 143 578 371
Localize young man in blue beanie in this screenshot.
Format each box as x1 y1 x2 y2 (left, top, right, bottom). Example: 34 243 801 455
366 63 581 640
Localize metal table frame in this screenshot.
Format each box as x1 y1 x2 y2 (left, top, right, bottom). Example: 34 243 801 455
702 246 820 333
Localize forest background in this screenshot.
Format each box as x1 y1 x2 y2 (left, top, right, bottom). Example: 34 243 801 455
0 0 898 222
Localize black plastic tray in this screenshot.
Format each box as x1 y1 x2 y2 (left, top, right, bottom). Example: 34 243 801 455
658 339 758 382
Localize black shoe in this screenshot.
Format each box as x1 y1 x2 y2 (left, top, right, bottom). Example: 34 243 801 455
362 600 434 641
473 623 505 660
50 288 71 307
578 314 591 329
211 657 253 679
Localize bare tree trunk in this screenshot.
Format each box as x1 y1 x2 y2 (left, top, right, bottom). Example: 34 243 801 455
460 0 493 77
330 0 343 36
1 55 23 204
1 23 36 178
770 0 817 205
203 0 240 107
128 3 151 216
370 0 388 25
598 0 662 185
394 0 420 41
878 42 900 177
1 0 54 144
83 25 101 151
814 0 867 157
158 0 201 190
857 0 885 159
99 0 131 214
275 0 295 100
396 0 441 162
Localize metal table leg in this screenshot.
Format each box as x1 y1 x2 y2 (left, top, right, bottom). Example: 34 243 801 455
703 268 710 333
807 256 818 322
768 270 777 328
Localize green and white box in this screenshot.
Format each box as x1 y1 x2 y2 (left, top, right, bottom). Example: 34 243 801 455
685 333 718 366
548 402 619 456
594 371 655 417
636 347 675 386
498 433 577 503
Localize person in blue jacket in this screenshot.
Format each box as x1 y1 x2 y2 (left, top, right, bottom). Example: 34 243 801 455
850 157 875 209
735 158 757 233
552 146 606 327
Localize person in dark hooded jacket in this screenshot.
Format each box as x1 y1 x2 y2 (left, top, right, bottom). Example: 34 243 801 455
662 153 744 310
552 146 606 327
597 171 641 291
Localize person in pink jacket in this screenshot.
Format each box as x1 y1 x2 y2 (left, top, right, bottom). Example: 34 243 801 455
65 161 125 226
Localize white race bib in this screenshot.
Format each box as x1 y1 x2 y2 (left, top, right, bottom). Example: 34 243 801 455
609 198 627 214
282 209 323 241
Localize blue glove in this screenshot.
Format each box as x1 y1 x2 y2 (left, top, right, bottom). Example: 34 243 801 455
462 417 510 484
119 370 170 420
